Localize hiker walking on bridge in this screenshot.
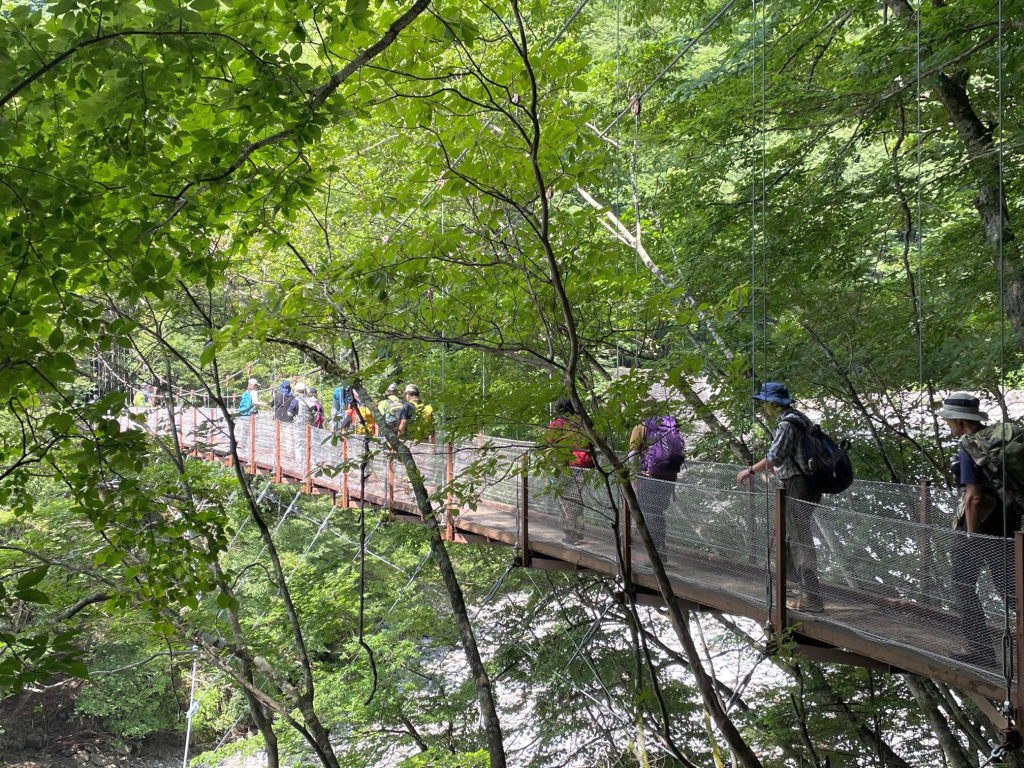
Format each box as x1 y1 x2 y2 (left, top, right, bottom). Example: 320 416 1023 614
341 388 375 435
737 383 824 613
940 393 1020 664
239 378 260 416
629 416 686 562
401 384 434 441
377 383 406 434
547 397 593 546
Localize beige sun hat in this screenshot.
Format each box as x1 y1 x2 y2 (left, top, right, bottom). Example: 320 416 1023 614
936 392 988 422
294 381 307 394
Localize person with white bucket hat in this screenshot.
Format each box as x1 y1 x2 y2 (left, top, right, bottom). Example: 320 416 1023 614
938 392 1013 665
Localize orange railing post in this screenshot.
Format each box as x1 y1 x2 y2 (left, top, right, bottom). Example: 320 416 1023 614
177 406 184 450
190 406 198 456
446 441 455 540
341 436 350 507
274 418 282 484
304 423 312 493
518 455 529 567
773 487 788 637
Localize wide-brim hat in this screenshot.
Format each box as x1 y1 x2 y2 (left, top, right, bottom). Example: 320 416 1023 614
294 381 307 394
937 392 988 422
753 382 793 406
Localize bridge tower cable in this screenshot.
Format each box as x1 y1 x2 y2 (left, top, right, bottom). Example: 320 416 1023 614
995 0 1018 749
750 0 772 636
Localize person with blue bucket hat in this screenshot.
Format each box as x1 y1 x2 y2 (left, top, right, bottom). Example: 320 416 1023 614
737 382 824 613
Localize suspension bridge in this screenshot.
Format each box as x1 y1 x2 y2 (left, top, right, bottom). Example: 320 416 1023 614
116 404 1024 735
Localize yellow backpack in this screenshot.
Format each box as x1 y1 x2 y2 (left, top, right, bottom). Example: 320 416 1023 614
407 401 435 440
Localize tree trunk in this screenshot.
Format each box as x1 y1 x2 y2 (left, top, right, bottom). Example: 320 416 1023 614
888 0 1024 342
211 562 280 768
904 674 974 768
354 383 508 768
679 380 753 463
721 617 911 768
801 664 913 768
931 71 1024 340
588 438 764 768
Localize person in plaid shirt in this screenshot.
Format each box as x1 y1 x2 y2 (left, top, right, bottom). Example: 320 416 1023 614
737 382 824 613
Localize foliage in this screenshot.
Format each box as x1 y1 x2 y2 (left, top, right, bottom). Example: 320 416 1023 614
2 0 1023 764
74 644 180 740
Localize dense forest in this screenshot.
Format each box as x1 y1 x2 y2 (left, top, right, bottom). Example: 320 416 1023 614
1 0 1022 765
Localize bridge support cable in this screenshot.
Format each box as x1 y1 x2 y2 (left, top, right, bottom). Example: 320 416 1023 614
599 0 741 138
747 0 773 644
205 544 434 757
509 571 688 763
181 647 200 768
987 0 1024 751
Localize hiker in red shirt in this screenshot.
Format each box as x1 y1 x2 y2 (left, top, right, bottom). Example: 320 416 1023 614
547 397 594 546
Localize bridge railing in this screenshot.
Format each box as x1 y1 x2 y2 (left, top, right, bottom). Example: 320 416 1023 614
117 406 1017 686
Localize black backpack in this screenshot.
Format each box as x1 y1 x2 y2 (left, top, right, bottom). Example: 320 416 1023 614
783 413 853 495
275 394 296 423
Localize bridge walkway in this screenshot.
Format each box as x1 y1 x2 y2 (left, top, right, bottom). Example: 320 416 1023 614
122 407 1024 725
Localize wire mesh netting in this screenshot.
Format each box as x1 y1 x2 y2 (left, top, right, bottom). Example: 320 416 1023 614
120 408 1018 685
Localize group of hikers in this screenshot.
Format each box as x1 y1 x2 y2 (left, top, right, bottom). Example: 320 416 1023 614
238 377 435 441
140 367 1013 664
548 383 1020 665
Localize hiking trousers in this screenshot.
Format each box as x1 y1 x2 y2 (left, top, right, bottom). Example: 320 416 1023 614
637 473 677 559
951 532 1014 655
558 467 587 545
783 474 823 599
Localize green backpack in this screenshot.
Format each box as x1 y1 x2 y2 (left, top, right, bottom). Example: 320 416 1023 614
960 422 1024 511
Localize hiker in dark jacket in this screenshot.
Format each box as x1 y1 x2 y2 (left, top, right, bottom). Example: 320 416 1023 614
939 392 1014 665
273 380 299 423
629 416 685 562
737 383 824 613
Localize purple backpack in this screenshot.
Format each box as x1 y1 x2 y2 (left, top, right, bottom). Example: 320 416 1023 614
642 416 685 475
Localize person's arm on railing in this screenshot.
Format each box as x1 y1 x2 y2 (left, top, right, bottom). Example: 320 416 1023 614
962 483 985 533
736 458 768 484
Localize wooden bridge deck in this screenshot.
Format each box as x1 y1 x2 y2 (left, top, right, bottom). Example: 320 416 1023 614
122 408 1024 719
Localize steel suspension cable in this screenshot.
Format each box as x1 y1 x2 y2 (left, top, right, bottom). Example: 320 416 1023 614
997 0 1013 710
750 0 773 626
759 0 769 627
600 0 741 138
915 0 924 393
631 98 642 369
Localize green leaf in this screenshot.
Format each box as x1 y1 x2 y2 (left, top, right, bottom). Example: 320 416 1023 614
15 589 51 605
16 566 48 591
63 660 89 679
